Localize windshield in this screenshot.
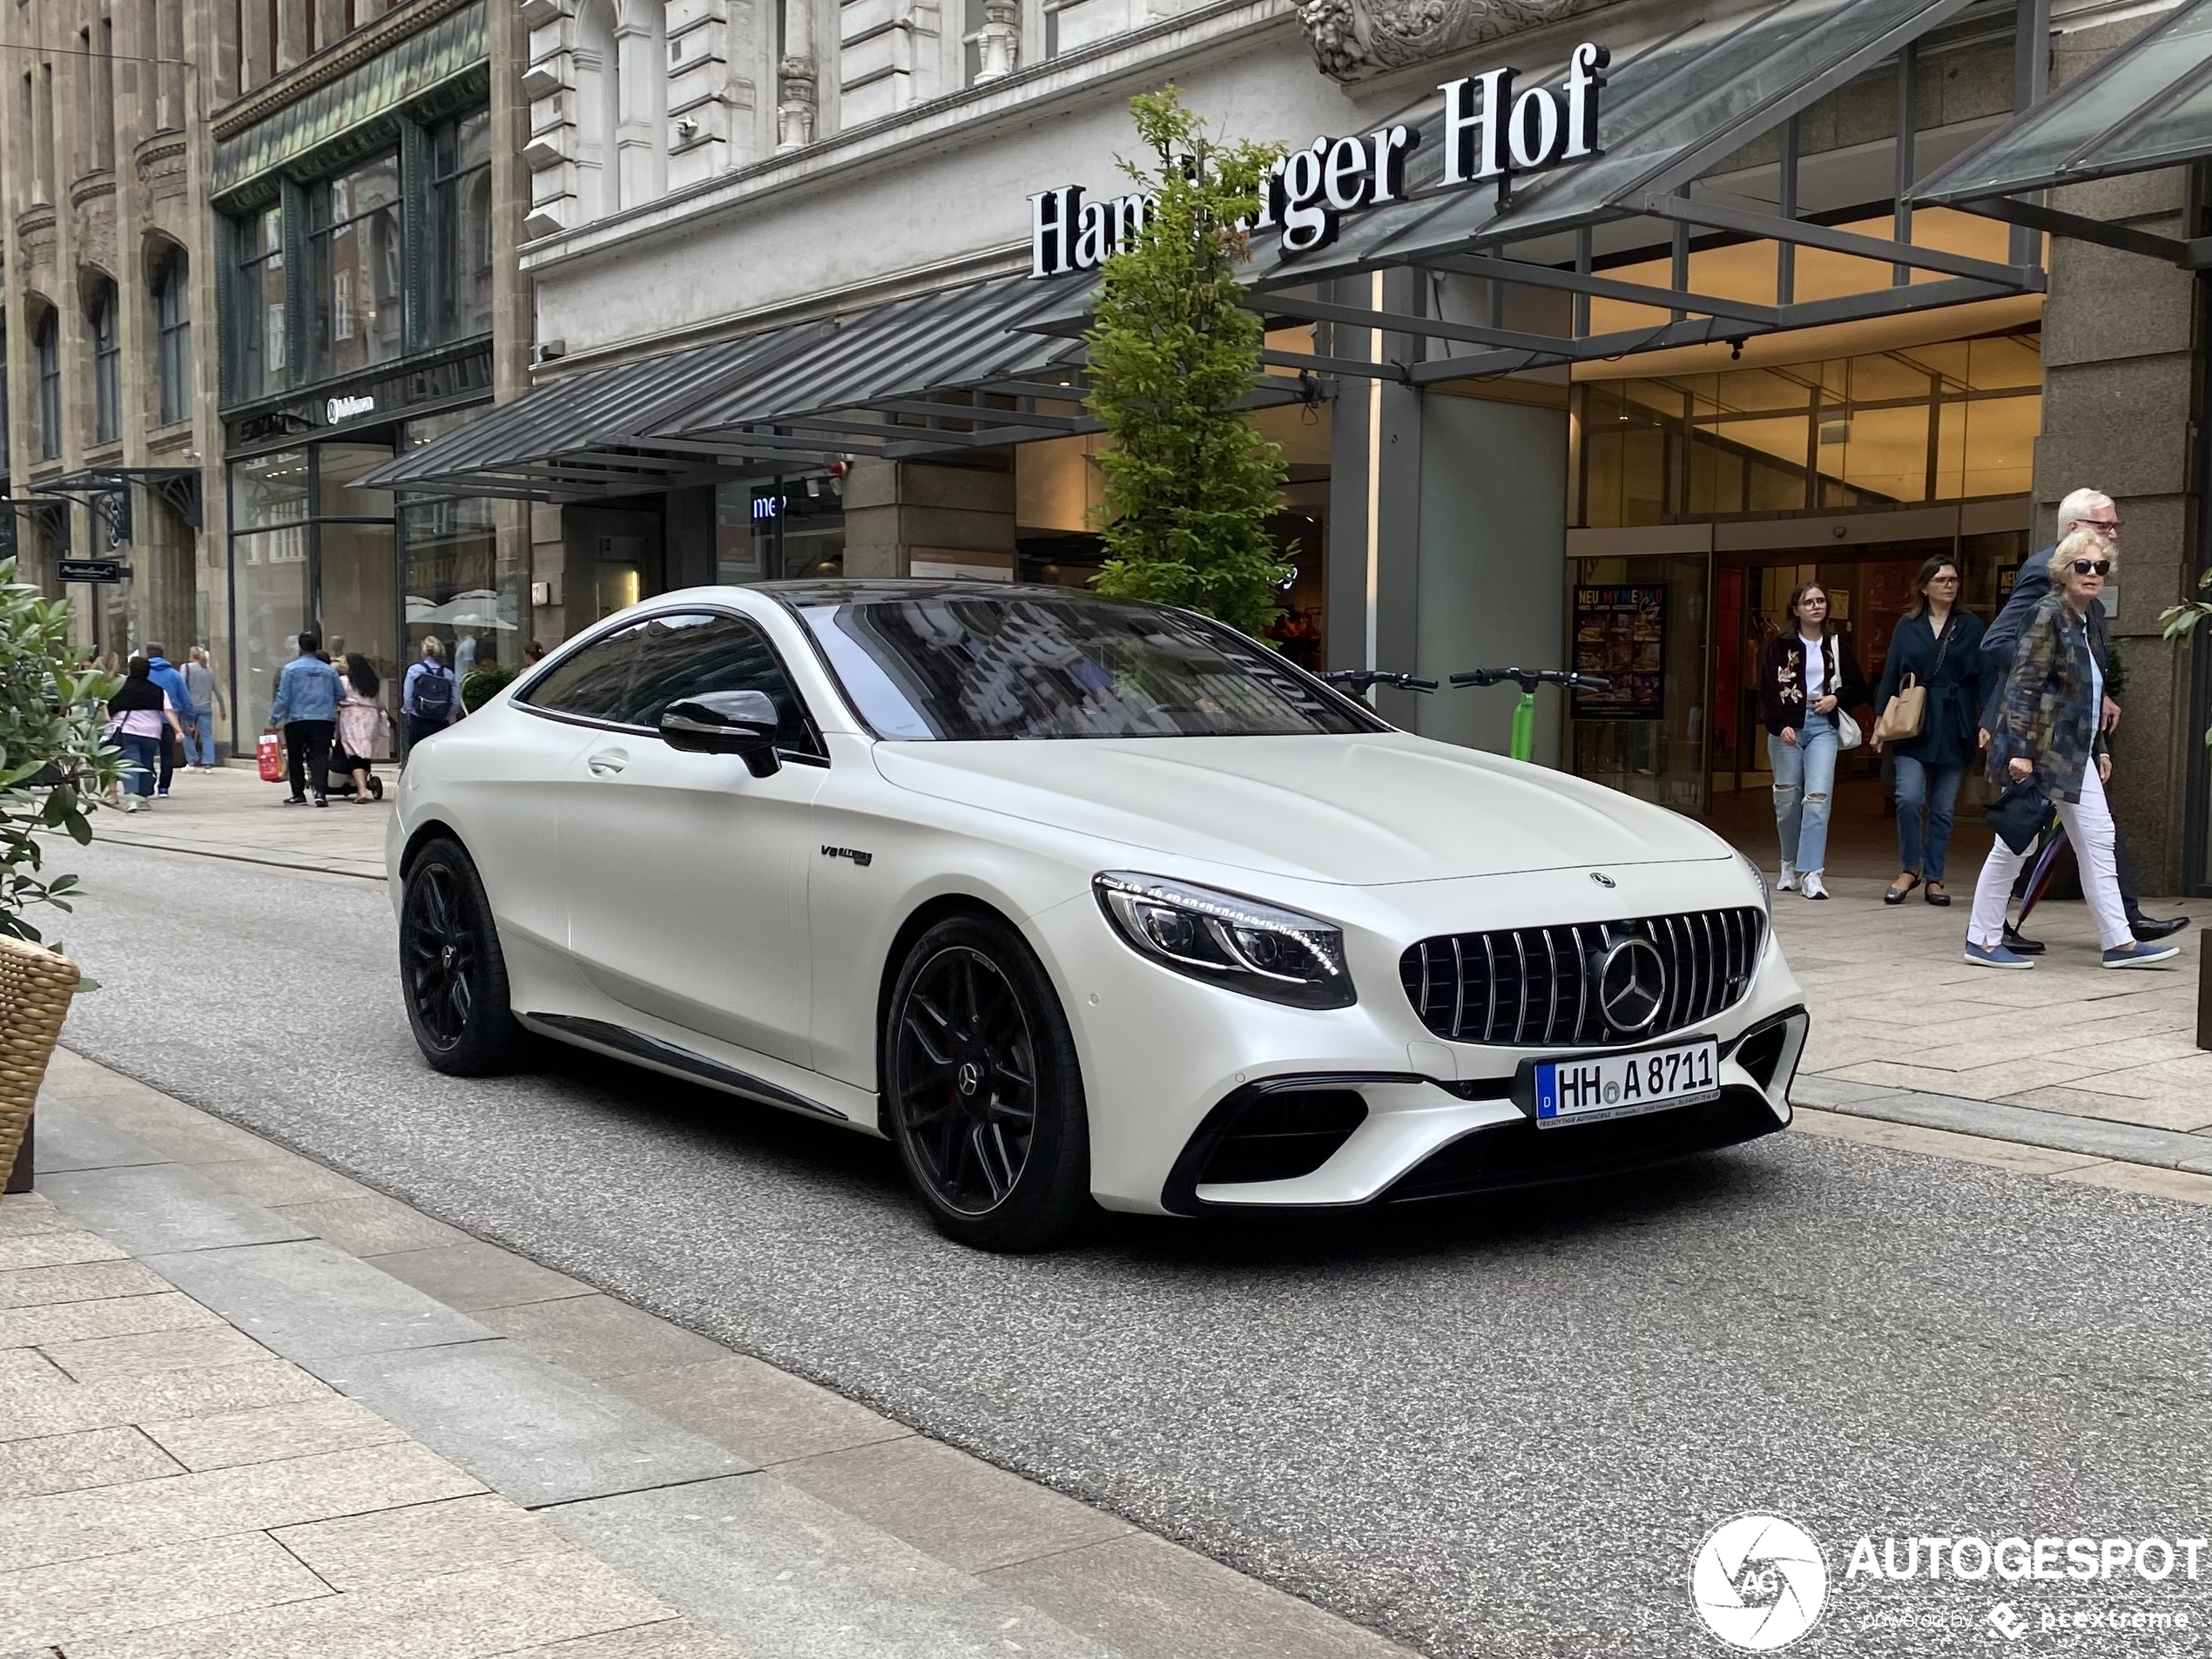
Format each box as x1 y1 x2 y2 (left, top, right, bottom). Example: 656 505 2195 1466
792 590 1382 741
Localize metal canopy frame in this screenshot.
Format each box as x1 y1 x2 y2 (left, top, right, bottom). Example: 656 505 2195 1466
30 467 203 536
1 499 72 553
1915 0 2212 269
1169 0 2049 383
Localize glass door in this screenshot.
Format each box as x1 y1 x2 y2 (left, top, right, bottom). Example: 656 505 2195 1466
1567 551 1712 815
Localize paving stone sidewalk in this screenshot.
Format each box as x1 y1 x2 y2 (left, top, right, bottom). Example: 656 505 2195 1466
1 1049 1415 1659
90 761 389 881
1770 876 2210 1123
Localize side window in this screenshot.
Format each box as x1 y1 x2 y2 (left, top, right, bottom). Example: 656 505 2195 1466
518 622 647 722
624 611 822 756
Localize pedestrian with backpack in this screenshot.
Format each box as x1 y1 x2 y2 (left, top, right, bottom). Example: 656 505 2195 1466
403 636 458 752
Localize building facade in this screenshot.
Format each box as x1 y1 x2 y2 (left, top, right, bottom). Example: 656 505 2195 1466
0 0 531 752
368 0 2212 894
0 0 217 664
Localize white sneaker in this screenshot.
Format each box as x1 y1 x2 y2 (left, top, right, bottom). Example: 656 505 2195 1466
1801 870 1830 900
121 797 143 813
1777 863 1798 893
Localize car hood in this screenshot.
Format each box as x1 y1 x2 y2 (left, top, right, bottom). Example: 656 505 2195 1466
870 732 1730 885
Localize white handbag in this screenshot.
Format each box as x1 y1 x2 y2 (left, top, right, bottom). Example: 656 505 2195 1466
1834 708 1864 751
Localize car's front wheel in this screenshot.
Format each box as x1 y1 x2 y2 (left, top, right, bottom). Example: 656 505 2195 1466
400 836 523 1076
883 914 1091 1251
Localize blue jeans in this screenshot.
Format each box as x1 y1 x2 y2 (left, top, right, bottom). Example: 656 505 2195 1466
1892 753 1965 881
1768 722 1838 873
188 708 218 766
117 732 161 798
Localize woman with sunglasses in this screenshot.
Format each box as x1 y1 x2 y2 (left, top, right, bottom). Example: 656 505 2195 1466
1871 556 1988 906
1966 530 2178 968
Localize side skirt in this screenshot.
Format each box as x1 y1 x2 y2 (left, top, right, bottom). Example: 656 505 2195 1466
521 1012 852 1123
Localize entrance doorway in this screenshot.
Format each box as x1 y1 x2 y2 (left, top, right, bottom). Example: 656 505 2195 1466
1707 531 2021 877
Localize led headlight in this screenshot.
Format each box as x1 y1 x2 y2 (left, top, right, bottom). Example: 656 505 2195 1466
1738 852 1771 921
1093 872 1355 1009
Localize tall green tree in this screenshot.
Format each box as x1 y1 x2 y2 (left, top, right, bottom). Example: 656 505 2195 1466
1085 87 1291 637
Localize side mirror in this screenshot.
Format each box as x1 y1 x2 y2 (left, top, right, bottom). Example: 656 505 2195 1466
660 690 782 778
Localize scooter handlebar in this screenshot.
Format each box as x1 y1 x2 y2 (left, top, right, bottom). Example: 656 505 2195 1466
1448 667 1612 691
1318 670 1440 693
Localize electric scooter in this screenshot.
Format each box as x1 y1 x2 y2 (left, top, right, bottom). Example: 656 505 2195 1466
1450 668 1612 764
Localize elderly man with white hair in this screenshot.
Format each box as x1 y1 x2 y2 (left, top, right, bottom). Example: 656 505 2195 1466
1978 486 2187 951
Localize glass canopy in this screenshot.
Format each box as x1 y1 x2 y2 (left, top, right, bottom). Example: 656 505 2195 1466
1917 0 2212 202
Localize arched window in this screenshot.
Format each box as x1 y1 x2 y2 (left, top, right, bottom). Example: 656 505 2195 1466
574 0 616 220
88 279 121 444
34 307 60 459
153 246 192 425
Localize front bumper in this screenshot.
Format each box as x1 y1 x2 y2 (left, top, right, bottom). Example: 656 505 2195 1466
1022 860 1808 1215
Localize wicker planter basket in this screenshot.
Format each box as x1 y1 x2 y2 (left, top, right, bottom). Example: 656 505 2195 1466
0 934 78 1189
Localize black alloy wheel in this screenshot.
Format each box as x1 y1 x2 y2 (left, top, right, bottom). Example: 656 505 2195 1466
885 915 1090 1251
400 837 523 1076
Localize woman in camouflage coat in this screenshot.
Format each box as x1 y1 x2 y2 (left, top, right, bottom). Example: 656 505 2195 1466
1964 530 2175 970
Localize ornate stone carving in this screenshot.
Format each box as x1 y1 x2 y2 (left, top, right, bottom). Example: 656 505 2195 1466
777 54 817 152
1298 0 1622 81
974 0 1021 82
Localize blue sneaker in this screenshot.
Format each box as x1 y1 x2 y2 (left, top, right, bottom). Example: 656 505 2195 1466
2102 940 2182 969
1965 941 2035 969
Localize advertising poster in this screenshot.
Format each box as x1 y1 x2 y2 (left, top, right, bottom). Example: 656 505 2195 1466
1572 584 1667 719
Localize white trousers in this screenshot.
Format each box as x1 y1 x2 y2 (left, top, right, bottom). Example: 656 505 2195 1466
1968 765 2131 951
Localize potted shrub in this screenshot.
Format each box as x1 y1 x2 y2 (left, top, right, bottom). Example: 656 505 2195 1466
0 556 121 1190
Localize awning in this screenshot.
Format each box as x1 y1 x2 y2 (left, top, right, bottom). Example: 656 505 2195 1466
369 271 1316 502
365 275 1100 502
1203 0 2046 381
1915 0 2212 267
358 327 828 502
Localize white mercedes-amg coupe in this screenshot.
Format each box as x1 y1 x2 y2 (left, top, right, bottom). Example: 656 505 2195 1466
389 582 1809 1251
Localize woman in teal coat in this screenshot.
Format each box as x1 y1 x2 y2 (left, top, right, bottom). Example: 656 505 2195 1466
1870 556 1988 906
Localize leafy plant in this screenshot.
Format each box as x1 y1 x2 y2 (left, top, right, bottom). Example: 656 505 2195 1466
1085 86 1291 637
460 662 517 713
0 556 122 952
2160 582 2210 742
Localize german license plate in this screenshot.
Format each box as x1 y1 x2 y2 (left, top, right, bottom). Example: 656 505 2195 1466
1534 1039 1720 1126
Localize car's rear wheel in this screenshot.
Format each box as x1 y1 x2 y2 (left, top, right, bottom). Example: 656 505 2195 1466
883 914 1090 1251
401 837 523 1076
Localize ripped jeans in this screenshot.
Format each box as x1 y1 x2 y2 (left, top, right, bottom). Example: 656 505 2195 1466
1768 720 1838 874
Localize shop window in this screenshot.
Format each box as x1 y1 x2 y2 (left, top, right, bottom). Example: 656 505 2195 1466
87 279 120 445
1575 330 2043 527
153 245 192 426
307 153 404 381
232 205 285 401
34 307 60 460
430 112 494 344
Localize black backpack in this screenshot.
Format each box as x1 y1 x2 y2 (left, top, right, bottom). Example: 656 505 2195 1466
415 663 455 719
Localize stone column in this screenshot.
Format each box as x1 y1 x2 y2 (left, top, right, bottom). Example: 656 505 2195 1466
974 0 1019 82
2031 14 2204 895
776 0 816 152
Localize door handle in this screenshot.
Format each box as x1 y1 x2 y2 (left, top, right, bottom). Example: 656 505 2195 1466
587 749 628 777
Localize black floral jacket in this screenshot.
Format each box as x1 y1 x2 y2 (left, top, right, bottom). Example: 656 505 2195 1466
1991 591 2108 804
1757 631 1868 737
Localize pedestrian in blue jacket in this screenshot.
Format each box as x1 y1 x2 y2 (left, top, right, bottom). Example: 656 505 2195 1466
141 644 193 797
266 632 343 807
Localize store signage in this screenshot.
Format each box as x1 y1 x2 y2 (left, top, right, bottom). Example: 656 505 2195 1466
57 559 127 583
326 394 377 423
1028 41 1608 279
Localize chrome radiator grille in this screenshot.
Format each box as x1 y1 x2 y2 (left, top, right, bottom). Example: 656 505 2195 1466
1399 908 1766 1048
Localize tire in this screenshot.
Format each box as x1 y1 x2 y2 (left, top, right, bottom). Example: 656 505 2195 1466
400 836 524 1076
882 914 1092 1251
